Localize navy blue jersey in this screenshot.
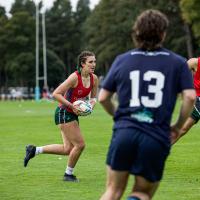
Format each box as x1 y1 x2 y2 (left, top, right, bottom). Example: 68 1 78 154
102 48 194 147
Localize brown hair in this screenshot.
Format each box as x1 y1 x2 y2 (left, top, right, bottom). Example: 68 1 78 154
77 51 95 73
132 9 169 50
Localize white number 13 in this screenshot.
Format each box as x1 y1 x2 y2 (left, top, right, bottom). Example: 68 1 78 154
130 70 165 108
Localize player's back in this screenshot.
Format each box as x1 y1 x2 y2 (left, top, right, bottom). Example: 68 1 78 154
103 47 193 146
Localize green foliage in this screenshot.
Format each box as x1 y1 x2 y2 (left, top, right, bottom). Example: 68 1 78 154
45 0 74 73
76 0 91 24
0 6 6 17
0 7 8 86
74 0 91 51
180 0 200 53
138 0 187 54
0 0 200 87
7 52 34 86
3 11 35 86
10 0 35 16
180 0 200 23
84 0 135 73
85 0 187 74
45 49 66 87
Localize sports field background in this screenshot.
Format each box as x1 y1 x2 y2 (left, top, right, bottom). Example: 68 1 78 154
0 100 200 200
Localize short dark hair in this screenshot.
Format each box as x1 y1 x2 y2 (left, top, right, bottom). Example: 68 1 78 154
77 51 95 73
132 9 169 50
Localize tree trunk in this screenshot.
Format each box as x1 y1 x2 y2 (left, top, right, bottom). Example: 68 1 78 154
184 23 194 58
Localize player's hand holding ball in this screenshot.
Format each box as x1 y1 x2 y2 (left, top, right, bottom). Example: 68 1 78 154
72 100 92 116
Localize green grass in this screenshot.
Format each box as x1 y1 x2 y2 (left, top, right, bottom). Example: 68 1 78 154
0 100 200 200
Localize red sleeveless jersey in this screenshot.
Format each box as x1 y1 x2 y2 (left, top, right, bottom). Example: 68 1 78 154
59 71 94 112
193 57 200 96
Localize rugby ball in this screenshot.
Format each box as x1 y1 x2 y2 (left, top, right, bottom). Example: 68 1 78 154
73 100 92 116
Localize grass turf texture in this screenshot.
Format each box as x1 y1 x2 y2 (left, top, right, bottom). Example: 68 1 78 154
0 100 200 200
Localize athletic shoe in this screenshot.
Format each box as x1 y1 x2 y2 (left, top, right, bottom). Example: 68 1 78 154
24 145 36 167
63 173 79 182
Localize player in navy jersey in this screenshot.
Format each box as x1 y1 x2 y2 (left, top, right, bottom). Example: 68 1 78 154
98 10 195 200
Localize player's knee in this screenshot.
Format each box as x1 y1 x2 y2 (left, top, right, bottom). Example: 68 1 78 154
109 188 123 200
63 147 72 155
107 185 124 199
116 190 124 199
77 141 85 151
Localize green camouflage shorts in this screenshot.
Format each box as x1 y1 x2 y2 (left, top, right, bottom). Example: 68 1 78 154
191 97 200 123
54 107 79 125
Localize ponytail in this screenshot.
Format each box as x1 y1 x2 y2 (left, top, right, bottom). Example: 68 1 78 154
76 65 82 74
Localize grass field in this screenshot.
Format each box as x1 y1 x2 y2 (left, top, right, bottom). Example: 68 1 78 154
0 100 200 200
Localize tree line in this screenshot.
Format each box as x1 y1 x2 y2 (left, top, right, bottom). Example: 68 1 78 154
0 0 199 90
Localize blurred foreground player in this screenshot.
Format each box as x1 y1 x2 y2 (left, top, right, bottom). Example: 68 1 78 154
98 9 195 200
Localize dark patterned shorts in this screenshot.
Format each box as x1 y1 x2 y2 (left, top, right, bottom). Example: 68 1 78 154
191 97 200 123
54 107 78 125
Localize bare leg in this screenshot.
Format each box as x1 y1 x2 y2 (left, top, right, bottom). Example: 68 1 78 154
40 130 73 155
24 124 73 168
60 121 85 168
129 176 159 200
100 166 129 200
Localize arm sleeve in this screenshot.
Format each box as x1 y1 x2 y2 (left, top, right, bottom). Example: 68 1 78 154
178 61 194 92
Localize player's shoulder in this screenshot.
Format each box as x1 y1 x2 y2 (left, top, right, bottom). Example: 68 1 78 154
187 57 198 66
163 48 187 64
91 73 98 85
149 48 187 72
66 71 78 84
91 73 98 80
69 71 79 79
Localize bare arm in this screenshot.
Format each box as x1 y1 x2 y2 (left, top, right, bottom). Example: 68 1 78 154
171 89 196 144
98 88 116 116
89 74 99 109
52 73 77 109
187 58 198 72
171 58 197 144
